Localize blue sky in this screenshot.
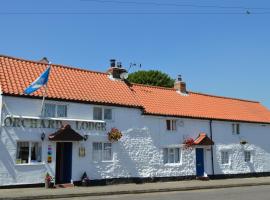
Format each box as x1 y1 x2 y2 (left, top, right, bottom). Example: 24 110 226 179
1 0 270 108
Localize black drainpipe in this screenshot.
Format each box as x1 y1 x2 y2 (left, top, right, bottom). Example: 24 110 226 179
210 120 215 176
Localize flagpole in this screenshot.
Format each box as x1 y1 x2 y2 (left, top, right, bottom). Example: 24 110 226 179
40 62 51 117
40 83 48 117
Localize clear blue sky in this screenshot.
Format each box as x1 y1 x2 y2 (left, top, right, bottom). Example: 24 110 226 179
1 0 270 108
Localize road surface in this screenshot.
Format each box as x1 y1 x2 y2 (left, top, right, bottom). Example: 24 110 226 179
52 185 270 200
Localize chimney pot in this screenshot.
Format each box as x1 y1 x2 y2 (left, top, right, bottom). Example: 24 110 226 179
177 74 182 81
107 59 127 79
117 62 122 68
110 59 116 68
174 75 187 94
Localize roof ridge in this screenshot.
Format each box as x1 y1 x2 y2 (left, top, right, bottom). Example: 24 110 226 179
131 82 176 91
190 91 259 103
0 54 108 75
131 82 259 103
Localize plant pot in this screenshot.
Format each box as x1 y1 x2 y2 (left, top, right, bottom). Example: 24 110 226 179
49 182 54 188
45 180 50 189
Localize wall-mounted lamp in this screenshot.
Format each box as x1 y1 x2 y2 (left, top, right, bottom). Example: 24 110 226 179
83 135 88 141
240 140 247 145
41 132 46 141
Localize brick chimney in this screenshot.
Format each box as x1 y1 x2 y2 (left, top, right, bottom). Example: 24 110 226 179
174 75 187 94
107 59 128 79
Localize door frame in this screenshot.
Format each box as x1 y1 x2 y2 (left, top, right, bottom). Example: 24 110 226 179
195 147 205 177
55 142 73 184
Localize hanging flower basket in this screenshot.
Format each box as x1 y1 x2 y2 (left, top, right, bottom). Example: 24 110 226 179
183 137 195 150
108 128 122 142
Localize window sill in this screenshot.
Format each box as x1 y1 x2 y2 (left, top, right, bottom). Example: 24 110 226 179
221 163 231 166
92 160 114 163
105 119 114 123
15 162 45 166
164 163 182 166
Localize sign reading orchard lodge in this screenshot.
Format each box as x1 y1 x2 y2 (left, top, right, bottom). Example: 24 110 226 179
3 116 106 131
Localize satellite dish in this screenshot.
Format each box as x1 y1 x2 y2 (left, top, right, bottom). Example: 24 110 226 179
120 72 129 80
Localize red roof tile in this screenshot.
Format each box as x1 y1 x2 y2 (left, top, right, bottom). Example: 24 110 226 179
1 55 270 124
0 55 141 108
131 83 270 123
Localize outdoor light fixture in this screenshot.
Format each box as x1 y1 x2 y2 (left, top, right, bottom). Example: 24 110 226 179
240 140 247 145
83 135 88 141
41 132 46 141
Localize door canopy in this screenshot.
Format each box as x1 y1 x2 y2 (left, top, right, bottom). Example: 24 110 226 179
48 124 84 141
193 132 214 145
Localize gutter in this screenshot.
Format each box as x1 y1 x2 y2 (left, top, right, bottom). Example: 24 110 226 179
209 120 215 175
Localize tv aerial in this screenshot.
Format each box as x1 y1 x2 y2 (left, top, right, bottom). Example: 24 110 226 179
128 62 142 72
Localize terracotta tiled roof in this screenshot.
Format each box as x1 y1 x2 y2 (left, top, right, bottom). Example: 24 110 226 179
193 133 214 145
131 84 270 123
1 55 270 124
0 55 141 108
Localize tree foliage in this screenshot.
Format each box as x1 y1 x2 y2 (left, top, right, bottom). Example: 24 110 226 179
127 70 174 88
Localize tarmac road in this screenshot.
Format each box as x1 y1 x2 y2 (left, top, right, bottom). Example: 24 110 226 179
53 185 270 200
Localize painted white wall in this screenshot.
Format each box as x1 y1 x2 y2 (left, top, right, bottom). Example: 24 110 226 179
212 121 270 175
0 95 270 186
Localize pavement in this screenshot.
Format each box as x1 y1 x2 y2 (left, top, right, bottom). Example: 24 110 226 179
1 177 270 200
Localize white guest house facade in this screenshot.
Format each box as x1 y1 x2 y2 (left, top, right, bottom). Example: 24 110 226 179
0 55 270 187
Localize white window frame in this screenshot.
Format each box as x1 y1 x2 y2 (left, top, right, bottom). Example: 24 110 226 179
232 123 240 135
92 142 113 162
16 141 43 165
166 119 177 131
244 151 252 163
221 151 230 165
93 107 114 121
163 147 181 164
43 103 68 118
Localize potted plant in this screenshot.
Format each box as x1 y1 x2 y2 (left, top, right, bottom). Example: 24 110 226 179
45 173 54 188
81 172 90 186
183 137 195 150
108 128 122 142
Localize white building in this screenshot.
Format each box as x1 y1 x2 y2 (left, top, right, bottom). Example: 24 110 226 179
0 55 270 187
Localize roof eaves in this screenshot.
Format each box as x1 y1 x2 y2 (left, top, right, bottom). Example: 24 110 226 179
2 92 143 109
142 112 270 125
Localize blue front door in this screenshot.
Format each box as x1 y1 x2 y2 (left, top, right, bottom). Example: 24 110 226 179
196 148 204 176
56 142 72 184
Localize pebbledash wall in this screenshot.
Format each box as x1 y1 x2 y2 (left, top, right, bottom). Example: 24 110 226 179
1 95 270 186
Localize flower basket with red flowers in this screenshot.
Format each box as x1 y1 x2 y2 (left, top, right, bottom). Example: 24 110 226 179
45 172 55 188
183 138 195 150
108 128 122 142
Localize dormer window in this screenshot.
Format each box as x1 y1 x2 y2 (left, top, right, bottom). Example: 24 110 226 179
166 119 177 131
93 107 113 121
232 123 240 134
43 103 67 118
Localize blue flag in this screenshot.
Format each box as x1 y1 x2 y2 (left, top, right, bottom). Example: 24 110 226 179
24 66 51 95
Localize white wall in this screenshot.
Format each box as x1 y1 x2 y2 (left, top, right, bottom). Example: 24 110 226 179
212 121 270 175
1 95 270 186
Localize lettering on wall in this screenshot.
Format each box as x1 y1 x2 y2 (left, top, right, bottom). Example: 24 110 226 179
3 116 106 131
